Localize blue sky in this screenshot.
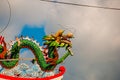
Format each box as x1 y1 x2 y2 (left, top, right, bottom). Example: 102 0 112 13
19 24 46 46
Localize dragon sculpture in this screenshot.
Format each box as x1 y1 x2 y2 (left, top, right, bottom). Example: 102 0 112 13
0 30 73 72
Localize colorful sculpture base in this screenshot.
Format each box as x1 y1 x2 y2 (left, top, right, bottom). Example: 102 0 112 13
0 66 65 80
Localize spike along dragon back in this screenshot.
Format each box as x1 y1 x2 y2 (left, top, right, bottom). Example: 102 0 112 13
0 30 74 72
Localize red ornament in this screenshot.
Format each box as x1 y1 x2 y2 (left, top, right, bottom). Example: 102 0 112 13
0 36 4 44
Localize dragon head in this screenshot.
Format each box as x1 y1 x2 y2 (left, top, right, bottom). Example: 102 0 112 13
43 30 74 55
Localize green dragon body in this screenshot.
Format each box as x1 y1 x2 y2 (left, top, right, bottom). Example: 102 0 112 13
0 30 73 71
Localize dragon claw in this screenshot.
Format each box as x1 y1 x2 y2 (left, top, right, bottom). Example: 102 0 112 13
68 47 74 56
0 36 4 44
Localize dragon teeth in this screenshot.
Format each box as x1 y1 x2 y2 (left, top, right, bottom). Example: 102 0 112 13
36 43 40 46
33 40 37 43
39 46 43 51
